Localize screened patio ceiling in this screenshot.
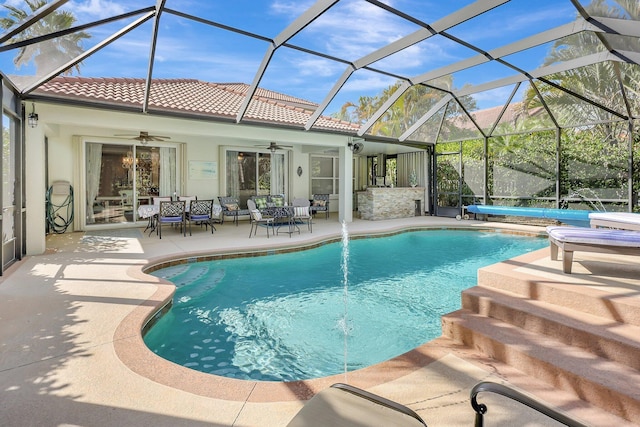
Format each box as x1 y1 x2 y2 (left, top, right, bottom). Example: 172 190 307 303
1 0 639 146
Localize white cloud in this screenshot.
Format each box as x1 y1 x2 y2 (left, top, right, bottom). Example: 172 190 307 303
269 0 315 17
342 71 397 93
470 86 515 108
65 0 126 20
2 0 23 7
294 57 342 78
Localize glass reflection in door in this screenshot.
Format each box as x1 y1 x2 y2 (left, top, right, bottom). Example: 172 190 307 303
86 143 175 225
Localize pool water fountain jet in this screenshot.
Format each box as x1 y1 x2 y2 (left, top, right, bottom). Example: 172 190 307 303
561 188 606 212
339 220 350 381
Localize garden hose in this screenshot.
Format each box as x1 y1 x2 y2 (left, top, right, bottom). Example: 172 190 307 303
46 182 74 234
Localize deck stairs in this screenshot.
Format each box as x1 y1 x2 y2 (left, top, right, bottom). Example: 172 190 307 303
442 252 640 424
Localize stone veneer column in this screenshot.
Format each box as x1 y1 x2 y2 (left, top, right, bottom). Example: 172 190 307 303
357 187 424 220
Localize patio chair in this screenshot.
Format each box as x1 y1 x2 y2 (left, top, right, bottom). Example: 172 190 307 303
287 383 427 427
292 197 312 232
247 199 274 238
187 199 216 235
157 200 186 239
310 194 330 219
218 196 250 226
120 189 134 219
140 196 171 234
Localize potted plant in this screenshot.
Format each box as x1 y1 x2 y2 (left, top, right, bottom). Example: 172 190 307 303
409 170 418 187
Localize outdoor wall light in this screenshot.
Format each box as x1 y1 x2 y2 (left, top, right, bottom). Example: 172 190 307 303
297 166 303 176
28 103 38 128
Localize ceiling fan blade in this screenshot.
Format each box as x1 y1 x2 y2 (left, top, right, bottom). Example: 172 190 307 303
114 131 171 142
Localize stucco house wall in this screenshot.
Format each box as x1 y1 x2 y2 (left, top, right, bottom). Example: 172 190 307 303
25 102 351 255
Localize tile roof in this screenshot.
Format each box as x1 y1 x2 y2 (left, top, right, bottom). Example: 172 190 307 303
34 77 359 133
457 102 544 131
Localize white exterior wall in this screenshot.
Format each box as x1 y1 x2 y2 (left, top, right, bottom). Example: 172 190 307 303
26 102 351 254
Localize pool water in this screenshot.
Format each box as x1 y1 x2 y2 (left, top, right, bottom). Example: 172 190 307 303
144 229 546 381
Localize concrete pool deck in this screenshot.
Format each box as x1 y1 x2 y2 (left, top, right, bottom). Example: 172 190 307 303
0 215 636 426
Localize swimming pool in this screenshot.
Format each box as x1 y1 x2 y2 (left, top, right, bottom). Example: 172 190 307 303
144 229 546 381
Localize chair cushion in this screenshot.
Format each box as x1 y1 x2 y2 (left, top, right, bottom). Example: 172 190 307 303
160 217 183 223
225 203 239 211
255 198 268 209
546 226 640 247
189 214 209 221
251 209 262 220
294 206 310 217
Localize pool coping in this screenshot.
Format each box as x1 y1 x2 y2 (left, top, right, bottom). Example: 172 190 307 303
113 224 548 402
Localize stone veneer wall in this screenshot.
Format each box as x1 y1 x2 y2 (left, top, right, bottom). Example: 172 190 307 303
357 187 425 220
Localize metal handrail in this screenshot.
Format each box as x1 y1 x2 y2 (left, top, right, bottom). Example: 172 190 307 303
470 382 589 427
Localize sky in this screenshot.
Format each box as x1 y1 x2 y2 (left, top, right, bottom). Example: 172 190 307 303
0 0 588 114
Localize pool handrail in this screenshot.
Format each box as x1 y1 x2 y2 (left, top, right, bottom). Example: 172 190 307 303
470 381 588 427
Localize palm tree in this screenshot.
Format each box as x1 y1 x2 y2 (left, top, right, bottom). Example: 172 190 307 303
522 0 640 141
0 0 91 75
520 0 640 206
335 76 476 141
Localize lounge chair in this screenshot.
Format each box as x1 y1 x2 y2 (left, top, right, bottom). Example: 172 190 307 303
589 212 640 231
286 383 427 427
546 225 640 273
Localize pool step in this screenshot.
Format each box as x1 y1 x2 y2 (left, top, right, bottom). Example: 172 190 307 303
461 286 640 371
476 250 640 327
442 285 640 423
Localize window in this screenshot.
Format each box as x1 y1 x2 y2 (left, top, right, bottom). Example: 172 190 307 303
2 113 15 243
310 155 339 195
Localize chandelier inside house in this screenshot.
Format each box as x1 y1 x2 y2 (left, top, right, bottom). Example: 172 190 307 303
121 151 137 169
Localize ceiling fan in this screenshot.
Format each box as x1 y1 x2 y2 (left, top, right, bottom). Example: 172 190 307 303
115 131 171 144
255 141 293 152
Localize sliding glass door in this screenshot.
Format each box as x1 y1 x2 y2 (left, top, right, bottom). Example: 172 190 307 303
86 143 176 225
226 150 286 208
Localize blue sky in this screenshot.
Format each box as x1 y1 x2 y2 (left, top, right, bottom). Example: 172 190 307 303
0 0 582 113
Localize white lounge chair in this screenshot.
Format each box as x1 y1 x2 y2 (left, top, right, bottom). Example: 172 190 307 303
589 212 640 231
287 383 427 427
546 225 640 273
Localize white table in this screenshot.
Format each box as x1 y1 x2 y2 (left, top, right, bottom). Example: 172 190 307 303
137 204 158 219
137 203 223 234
